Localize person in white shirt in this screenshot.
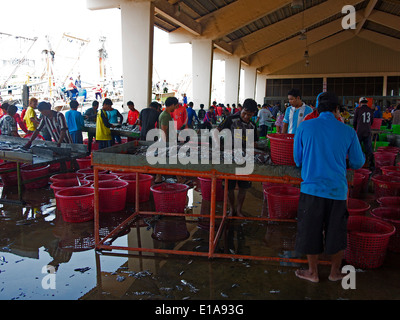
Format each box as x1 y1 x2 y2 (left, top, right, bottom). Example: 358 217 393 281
256 104 273 137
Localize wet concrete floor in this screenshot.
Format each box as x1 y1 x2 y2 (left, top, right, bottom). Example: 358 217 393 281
1 176 400 301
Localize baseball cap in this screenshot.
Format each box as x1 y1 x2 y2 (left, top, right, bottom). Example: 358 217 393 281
316 92 339 109
359 97 368 103
37 101 51 111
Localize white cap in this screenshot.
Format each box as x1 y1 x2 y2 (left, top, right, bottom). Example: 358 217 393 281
359 97 368 103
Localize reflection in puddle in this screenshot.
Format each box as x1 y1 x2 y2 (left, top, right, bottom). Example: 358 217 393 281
1 180 400 300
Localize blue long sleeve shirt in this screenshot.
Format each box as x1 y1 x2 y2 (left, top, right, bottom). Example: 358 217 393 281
187 107 199 125
293 112 365 200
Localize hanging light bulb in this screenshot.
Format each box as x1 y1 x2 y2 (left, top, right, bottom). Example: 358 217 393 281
305 59 310 67
304 50 309 59
299 29 307 40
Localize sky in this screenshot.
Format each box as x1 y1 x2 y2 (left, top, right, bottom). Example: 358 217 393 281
0 0 194 88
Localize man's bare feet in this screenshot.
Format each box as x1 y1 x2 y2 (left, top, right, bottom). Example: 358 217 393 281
295 269 319 283
328 272 345 282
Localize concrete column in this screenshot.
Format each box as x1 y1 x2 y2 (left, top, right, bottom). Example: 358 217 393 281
323 77 327 92
243 65 257 100
383 75 387 96
120 1 154 111
256 73 267 105
192 39 213 109
224 56 241 106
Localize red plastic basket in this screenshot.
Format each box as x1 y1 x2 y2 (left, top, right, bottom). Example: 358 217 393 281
0 162 20 187
371 207 400 252
263 186 300 219
370 118 383 130
56 187 95 223
152 216 189 242
48 161 71 173
377 196 400 208
76 156 92 169
381 166 400 176
21 164 50 189
377 146 400 155
77 168 108 176
198 177 224 201
355 168 371 194
349 173 364 198
118 173 153 203
84 174 118 183
50 179 90 195
150 183 189 213
387 172 400 179
267 134 295 166
50 172 85 184
371 175 400 198
345 216 395 268
96 180 128 213
347 198 370 216
374 152 396 169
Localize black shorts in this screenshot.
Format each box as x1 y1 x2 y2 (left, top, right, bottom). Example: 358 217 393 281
224 180 252 190
295 193 348 255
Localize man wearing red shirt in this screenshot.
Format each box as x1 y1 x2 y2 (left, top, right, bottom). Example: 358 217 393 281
126 101 139 125
172 103 188 130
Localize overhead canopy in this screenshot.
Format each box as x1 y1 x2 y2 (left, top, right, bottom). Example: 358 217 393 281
149 0 400 75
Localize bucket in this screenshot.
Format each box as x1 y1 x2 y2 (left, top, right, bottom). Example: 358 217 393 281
96 180 128 213
371 207 400 253
349 173 364 199
118 173 153 203
77 168 108 176
150 183 189 213
377 196 400 208
381 166 400 176
345 216 395 268
50 179 90 195
354 168 371 194
84 174 118 183
371 175 400 198
347 198 370 216
0 162 19 187
263 186 300 219
76 156 91 169
198 177 224 201
267 134 295 166
374 152 396 170
50 172 85 184
21 164 50 189
55 187 95 223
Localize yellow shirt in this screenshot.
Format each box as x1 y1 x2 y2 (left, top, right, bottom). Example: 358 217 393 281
95 109 112 141
23 106 38 131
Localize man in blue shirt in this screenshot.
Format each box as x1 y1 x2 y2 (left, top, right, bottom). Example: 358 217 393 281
186 102 199 128
293 92 365 283
282 88 313 134
65 100 85 144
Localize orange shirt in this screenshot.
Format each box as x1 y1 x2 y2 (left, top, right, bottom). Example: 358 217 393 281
172 105 188 130
127 109 139 125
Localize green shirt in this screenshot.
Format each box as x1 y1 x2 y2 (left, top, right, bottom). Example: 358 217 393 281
158 110 173 142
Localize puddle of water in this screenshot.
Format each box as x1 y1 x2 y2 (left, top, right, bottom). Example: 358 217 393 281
0 179 400 301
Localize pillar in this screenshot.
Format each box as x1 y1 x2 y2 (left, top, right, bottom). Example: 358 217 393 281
383 75 387 96
225 56 241 106
120 1 154 111
256 73 267 105
243 65 257 101
192 39 213 109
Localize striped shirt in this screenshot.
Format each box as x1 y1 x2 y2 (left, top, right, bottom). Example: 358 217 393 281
37 111 73 144
283 103 313 134
0 115 17 136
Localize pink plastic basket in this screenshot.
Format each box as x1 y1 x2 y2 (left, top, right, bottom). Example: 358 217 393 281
371 207 400 252
21 164 50 189
96 180 128 213
377 196 400 208
0 162 19 187
198 177 224 201
263 186 300 219
56 187 95 223
50 172 85 184
267 134 295 166
347 198 370 216
349 173 364 198
345 216 395 268
150 183 189 213
118 173 153 203
76 156 92 169
372 175 400 198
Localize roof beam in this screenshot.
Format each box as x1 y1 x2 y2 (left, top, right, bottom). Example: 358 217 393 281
249 14 363 69
199 0 293 40
357 29 400 52
231 0 364 58
261 30 355 75
354 0 378 35
153 0 202 35
367 10 400 31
